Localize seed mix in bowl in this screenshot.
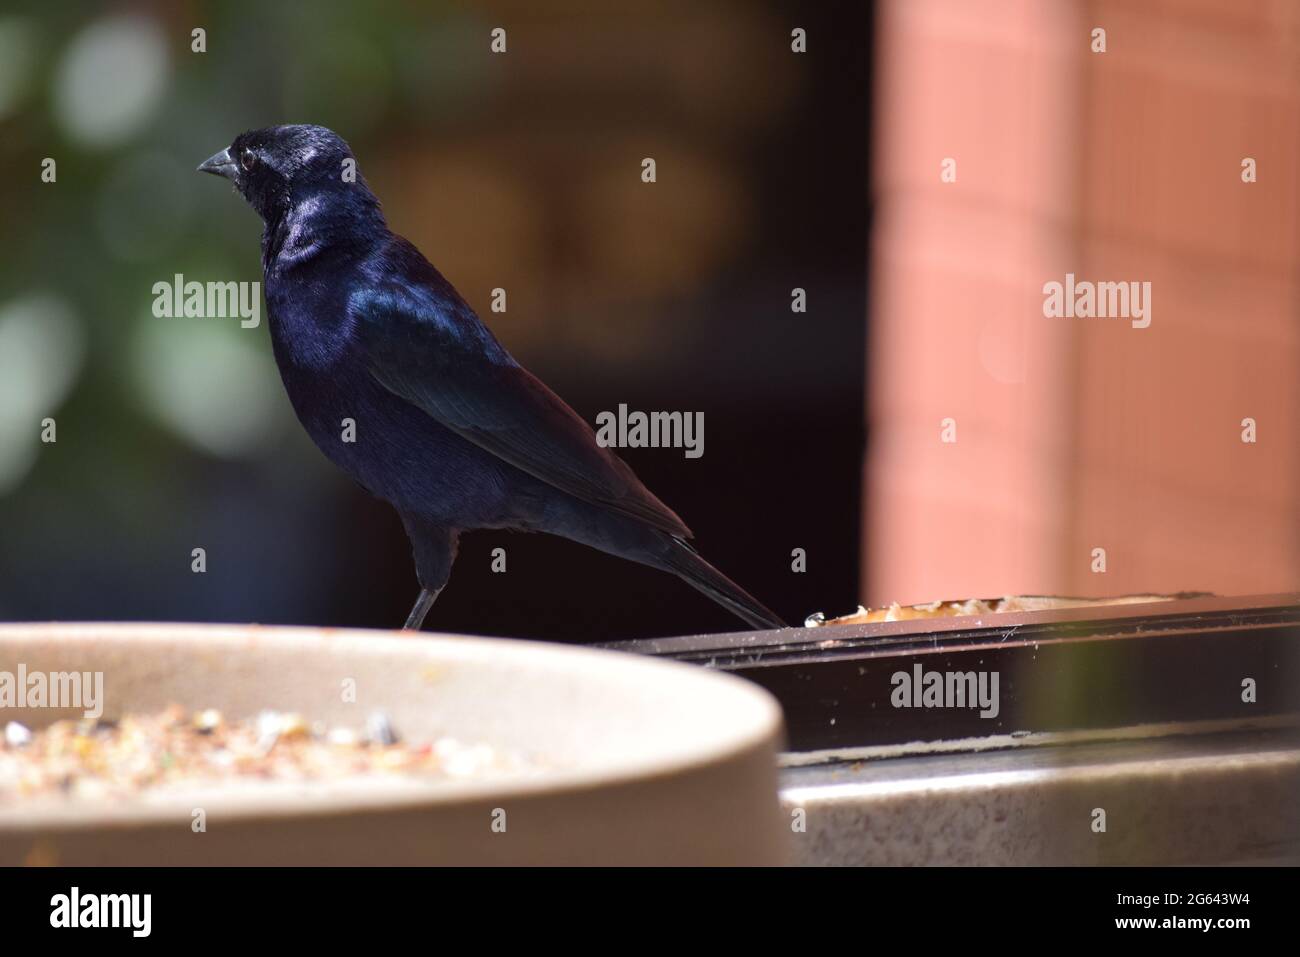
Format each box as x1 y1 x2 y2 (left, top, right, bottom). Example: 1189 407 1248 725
0 705 531 802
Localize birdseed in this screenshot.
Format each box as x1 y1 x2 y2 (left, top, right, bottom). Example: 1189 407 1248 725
0 706 526 802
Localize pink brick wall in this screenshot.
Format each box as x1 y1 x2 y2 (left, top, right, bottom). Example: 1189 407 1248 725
865 0 1298 604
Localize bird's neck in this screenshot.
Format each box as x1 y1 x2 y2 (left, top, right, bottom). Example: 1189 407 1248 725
262 186 388 276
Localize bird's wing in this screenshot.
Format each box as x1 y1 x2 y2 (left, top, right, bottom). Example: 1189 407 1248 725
350 280 692 540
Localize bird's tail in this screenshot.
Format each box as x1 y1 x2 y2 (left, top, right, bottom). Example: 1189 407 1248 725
662 538 787 631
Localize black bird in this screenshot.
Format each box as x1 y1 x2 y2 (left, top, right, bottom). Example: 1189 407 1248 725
198 124 784 632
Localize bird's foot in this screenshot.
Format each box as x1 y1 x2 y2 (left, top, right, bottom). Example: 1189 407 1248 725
402 587 441 632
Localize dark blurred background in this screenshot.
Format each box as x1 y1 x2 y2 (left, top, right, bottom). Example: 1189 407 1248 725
0 1 870 641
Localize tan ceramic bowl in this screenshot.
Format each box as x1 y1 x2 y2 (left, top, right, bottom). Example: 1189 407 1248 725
0 623 787 865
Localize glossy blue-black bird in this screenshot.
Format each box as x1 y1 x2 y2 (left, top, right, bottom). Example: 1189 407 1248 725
198 125 785 632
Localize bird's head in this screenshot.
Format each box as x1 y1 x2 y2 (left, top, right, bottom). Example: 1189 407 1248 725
197 124 362 222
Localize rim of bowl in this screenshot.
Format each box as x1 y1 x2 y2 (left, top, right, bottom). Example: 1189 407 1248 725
0 622 784 829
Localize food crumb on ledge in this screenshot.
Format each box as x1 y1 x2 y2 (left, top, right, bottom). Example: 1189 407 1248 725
804 594 1191 627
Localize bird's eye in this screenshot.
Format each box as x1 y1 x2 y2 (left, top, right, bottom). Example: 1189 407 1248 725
240 150 257 171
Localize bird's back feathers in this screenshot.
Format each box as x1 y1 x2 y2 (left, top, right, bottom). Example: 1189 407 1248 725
352 238 692 540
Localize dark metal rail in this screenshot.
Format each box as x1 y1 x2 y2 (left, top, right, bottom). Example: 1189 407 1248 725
604 593 1300 752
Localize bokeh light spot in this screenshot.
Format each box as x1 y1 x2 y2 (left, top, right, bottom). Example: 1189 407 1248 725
0 295 85 495
131 318 286 459
54 15 168 147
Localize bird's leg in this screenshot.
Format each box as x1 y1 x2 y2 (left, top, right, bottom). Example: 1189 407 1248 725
402 587 441 631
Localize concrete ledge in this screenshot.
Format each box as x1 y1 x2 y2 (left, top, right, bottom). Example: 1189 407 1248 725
780 725 1300 865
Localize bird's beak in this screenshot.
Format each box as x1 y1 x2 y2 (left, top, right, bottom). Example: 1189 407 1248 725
197 147 237 180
